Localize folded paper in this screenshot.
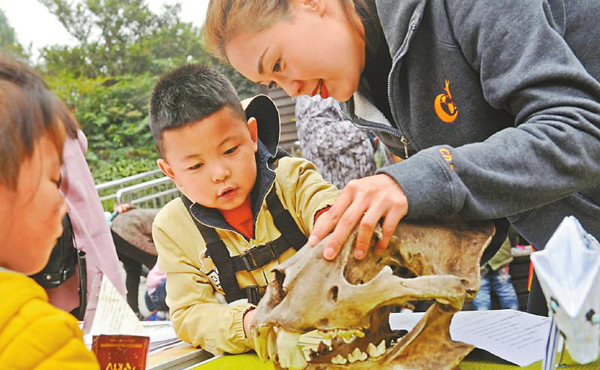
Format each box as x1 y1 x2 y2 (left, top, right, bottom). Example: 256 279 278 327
532 216 600 365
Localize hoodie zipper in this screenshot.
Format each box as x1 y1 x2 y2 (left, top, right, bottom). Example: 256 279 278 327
387 20 420 159
351 13 422 160
350 19 420 160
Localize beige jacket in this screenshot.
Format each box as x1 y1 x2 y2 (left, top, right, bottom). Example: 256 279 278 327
153 157 338 355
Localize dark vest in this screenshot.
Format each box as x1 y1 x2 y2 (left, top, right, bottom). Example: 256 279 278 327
181 184 308 305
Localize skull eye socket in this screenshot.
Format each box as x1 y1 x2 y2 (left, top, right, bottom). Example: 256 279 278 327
273 269 287 301
329 286 339 302
386 262 414 278
396 265 413 278
274 269 285 285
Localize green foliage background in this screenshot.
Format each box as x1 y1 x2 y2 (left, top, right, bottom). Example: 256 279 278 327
25 0 258 183
0 9 30 59
47 73 160 183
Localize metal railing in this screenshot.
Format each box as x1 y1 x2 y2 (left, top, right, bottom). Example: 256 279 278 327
95 142 303 211
115 176 180 209
96 169 178 211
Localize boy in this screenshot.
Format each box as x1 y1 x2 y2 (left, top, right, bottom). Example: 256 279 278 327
149 65 339 355
0 55 99 369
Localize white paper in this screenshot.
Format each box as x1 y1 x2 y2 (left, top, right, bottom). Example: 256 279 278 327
389 309 553 367
89 275 147 336
142 321 184 354
143 321 178 343
532 217 600 318
531 216 600 364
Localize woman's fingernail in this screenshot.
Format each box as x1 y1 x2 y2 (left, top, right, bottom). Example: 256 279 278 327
324 247 335 259
355 250 365 259
308 235 318 246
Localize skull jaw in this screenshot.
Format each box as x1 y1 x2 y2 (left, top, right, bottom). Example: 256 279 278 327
269 302 472 370
258 218 494 370
381 302 474 370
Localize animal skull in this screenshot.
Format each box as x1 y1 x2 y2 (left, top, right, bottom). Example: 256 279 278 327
251 217 494 370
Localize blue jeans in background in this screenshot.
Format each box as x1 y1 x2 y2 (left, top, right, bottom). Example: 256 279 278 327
145 279 168 312
473 265 519 310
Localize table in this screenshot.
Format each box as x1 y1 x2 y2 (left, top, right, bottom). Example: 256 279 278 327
144 339 600 370
147 343 213 370
189 349 600 370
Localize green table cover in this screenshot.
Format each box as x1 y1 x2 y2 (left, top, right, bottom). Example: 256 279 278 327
192 349 600 370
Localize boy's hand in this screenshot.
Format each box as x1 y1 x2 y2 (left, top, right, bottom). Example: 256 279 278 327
308 174 408 260
243 308 257 339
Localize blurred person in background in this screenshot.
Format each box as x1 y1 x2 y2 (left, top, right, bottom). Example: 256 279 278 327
295 94 376 189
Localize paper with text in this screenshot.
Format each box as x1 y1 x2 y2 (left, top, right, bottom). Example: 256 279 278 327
389 309 553 367
89 275 147 336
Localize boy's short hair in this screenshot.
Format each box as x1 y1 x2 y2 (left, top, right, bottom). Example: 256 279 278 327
0 54 76 190
149 64 246 156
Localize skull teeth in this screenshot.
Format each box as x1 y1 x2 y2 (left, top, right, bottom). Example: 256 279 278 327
366 340 387 359
347 348 368 363
329 340 387 364
331 354 347 365
278 328 389 366
267 328 277 361
317 329 364 342
254 327 270 361
276 329 307 370
378 340 387 353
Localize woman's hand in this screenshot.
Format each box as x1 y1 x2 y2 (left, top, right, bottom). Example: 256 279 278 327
308 174 408 260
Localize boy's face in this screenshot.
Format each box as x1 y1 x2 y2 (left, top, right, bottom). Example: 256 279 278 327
158 106 259 211
0 133 67 275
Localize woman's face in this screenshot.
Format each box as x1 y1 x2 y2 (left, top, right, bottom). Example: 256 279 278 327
0 133 67 275
226 0 365 102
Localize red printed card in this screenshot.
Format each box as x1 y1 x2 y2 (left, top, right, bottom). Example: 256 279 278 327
92 334 150 370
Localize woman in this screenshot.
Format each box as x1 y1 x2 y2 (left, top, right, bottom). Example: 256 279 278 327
203 0 600 315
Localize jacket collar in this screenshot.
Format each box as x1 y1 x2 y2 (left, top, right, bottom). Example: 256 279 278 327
340 0 427 128
375 0 428 58
188 138 277 237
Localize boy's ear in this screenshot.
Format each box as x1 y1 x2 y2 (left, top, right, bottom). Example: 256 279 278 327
247 117 258 153
157 158 183 188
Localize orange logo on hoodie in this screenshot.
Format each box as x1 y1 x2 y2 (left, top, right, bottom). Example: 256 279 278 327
434 79 458 123
439 148 455 170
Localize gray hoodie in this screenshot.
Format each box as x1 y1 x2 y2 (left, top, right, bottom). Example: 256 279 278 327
341 0 600 251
